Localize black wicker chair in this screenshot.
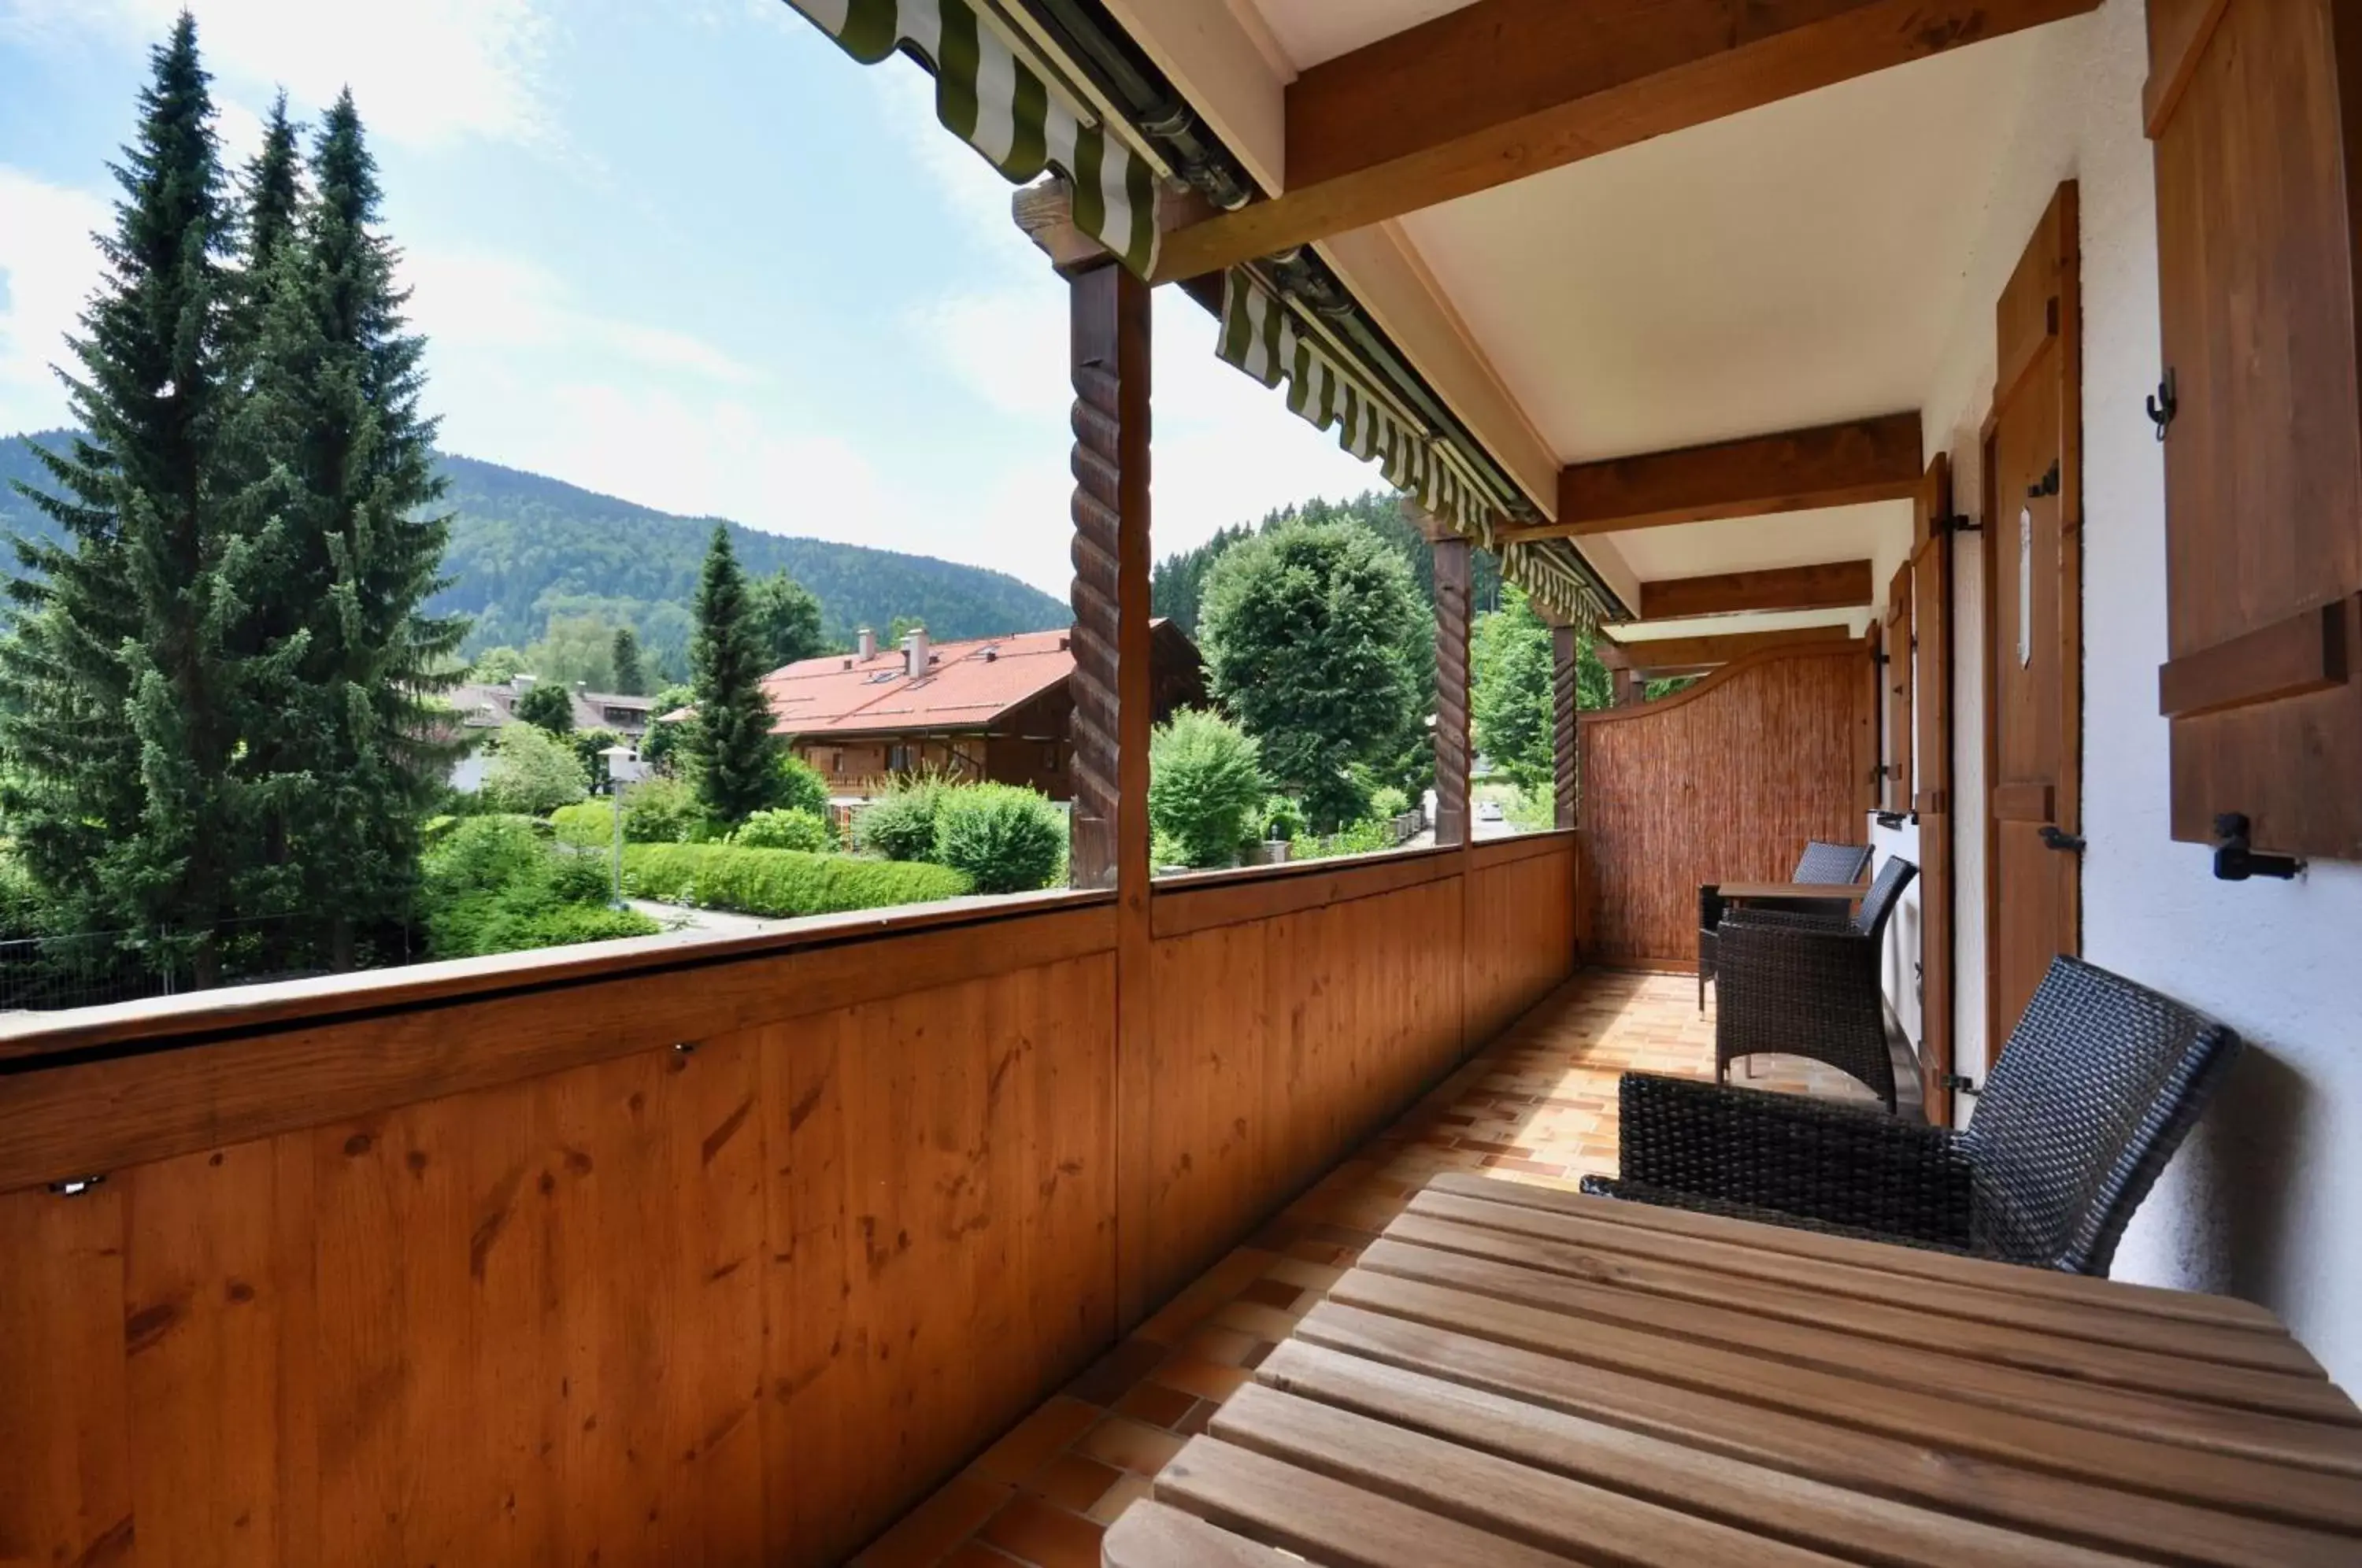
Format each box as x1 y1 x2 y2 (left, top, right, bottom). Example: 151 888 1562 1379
1711 854 1916 1109
1697 839 1871 1011
1581 956 2243 1274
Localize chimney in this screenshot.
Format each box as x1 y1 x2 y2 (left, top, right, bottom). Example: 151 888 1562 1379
857 627 876 660
902 626 930 679
510 674 536 695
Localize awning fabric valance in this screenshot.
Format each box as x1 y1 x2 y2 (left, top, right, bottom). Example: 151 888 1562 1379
1214 271 1608 631
779 0 1160 276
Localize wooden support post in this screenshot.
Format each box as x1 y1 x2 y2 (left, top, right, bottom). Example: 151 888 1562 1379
1064 253 1155 1328
1431 531 1472 847
1551 624 1579 830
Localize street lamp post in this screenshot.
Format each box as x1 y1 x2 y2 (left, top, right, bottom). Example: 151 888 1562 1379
599 744 644 912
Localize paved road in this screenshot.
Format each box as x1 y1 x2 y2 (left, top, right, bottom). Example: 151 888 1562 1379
625 899 779 937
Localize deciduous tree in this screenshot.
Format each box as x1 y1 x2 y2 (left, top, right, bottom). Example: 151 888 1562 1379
1198 518 1427 831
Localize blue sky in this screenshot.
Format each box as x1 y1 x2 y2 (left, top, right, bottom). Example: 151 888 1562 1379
0 0 1379 594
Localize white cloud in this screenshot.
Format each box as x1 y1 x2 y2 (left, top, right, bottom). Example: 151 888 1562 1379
0 168 109 435
2 0 553 151
401 246 764 387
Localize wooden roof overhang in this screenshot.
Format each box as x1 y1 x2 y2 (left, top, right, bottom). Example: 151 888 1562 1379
773 0 2097 649
1053 0 2101 649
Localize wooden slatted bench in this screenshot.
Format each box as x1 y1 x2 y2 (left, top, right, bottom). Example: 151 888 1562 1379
1103 1173 2362 1566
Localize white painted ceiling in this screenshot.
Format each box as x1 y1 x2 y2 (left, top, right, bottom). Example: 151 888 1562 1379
1392 29 2048 464
1228 2 2053 627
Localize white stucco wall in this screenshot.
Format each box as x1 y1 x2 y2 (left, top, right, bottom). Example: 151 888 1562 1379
1916 0 2362 1385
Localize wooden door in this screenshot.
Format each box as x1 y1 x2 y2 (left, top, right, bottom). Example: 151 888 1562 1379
1983 184 2082 1055
1912 455 1957 1124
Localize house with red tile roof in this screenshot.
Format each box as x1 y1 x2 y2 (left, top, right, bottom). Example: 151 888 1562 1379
759 623 1203 801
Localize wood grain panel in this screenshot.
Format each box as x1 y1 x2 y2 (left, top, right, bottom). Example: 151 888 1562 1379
1579 642 1871 967
0 951 1119 1568
1143 877 1472 1305
0 845 1579 1565
1465 838 1578 1044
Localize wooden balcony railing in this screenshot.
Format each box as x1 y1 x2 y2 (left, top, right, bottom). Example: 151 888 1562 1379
0 831 1579 1567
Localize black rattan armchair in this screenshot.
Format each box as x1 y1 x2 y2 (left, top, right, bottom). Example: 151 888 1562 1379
1697 839 1871 1011
1712 855 1916 1108
1581 956 2243 1274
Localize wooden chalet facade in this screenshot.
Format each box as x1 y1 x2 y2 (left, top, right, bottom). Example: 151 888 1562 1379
765 622 1204 801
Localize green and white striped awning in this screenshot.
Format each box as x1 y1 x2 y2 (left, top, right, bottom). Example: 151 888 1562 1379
1215 270 1609 632
779 0 1161 276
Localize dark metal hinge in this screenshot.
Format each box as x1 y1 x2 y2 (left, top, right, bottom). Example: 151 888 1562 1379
2212 812 2303 882
1934 513 1980 534
1942 1073 1981 1096
48 1174 106 1197
2027 460 2062 499
2145 369 2177 442
2038 825 2085 853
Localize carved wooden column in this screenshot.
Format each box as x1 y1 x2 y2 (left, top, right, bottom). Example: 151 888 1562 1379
1027 176 1155 1325
1428 524 1472 847
1551 623 1579 830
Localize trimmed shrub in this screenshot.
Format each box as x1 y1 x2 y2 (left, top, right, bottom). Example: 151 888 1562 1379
424 816 555 901
549 800 611 849
624 775 705 844
1148 708 1267 870
546 852 615 905
734 807 833 852
1368 785 1410 821
772 753 829 816
931 783 1064 894
421 815 657 958
1260 794 1306 844
853 779 944 863
622 843 970 918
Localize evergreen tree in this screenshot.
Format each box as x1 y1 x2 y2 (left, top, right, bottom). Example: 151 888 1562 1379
686 524 780 823
750 568 826 667
222 92 301 374
609 625 646 694
235 90 465 967
0 14 253 978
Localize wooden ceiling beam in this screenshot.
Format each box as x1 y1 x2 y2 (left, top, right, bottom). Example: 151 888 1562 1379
1594 623 1852 674
1149 0 2101 283
1639 560 1875 620
1492 412 1924 542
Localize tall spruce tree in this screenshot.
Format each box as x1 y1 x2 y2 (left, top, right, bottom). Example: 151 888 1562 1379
235 91 465 967
223 93 301 375
609 625 646 695
687 524 780 823
0 14 254 979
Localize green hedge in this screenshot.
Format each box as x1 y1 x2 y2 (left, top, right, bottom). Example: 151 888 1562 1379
622 843 969 918
732 807 834 852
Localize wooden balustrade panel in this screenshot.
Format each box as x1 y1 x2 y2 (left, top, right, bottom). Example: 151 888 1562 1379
1579 642 1872 967
0 946 1116 1568
1142 871 1468 1307
1465 835 1579 1041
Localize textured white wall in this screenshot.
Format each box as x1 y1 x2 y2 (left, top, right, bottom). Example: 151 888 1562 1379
1915 0 2362 1385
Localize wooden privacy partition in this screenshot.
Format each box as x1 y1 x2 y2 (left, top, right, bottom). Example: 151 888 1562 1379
1579 641 1875 967
0 836 1579 1568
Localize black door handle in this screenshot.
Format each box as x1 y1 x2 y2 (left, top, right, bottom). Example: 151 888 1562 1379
2038 825 2085 852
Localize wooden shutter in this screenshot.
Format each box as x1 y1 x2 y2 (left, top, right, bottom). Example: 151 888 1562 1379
1911 456 1956 1124
2148 0 2362 860
1883 564 1914 812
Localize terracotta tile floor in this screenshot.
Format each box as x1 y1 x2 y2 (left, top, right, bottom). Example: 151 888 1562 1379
853 968 1904 1568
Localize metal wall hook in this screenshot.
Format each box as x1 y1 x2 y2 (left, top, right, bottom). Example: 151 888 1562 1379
2212 813 2302 881
2145 369 2177 441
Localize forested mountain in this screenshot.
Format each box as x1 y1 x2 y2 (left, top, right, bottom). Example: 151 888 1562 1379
1150 490 1505 637
0 435 1069 675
